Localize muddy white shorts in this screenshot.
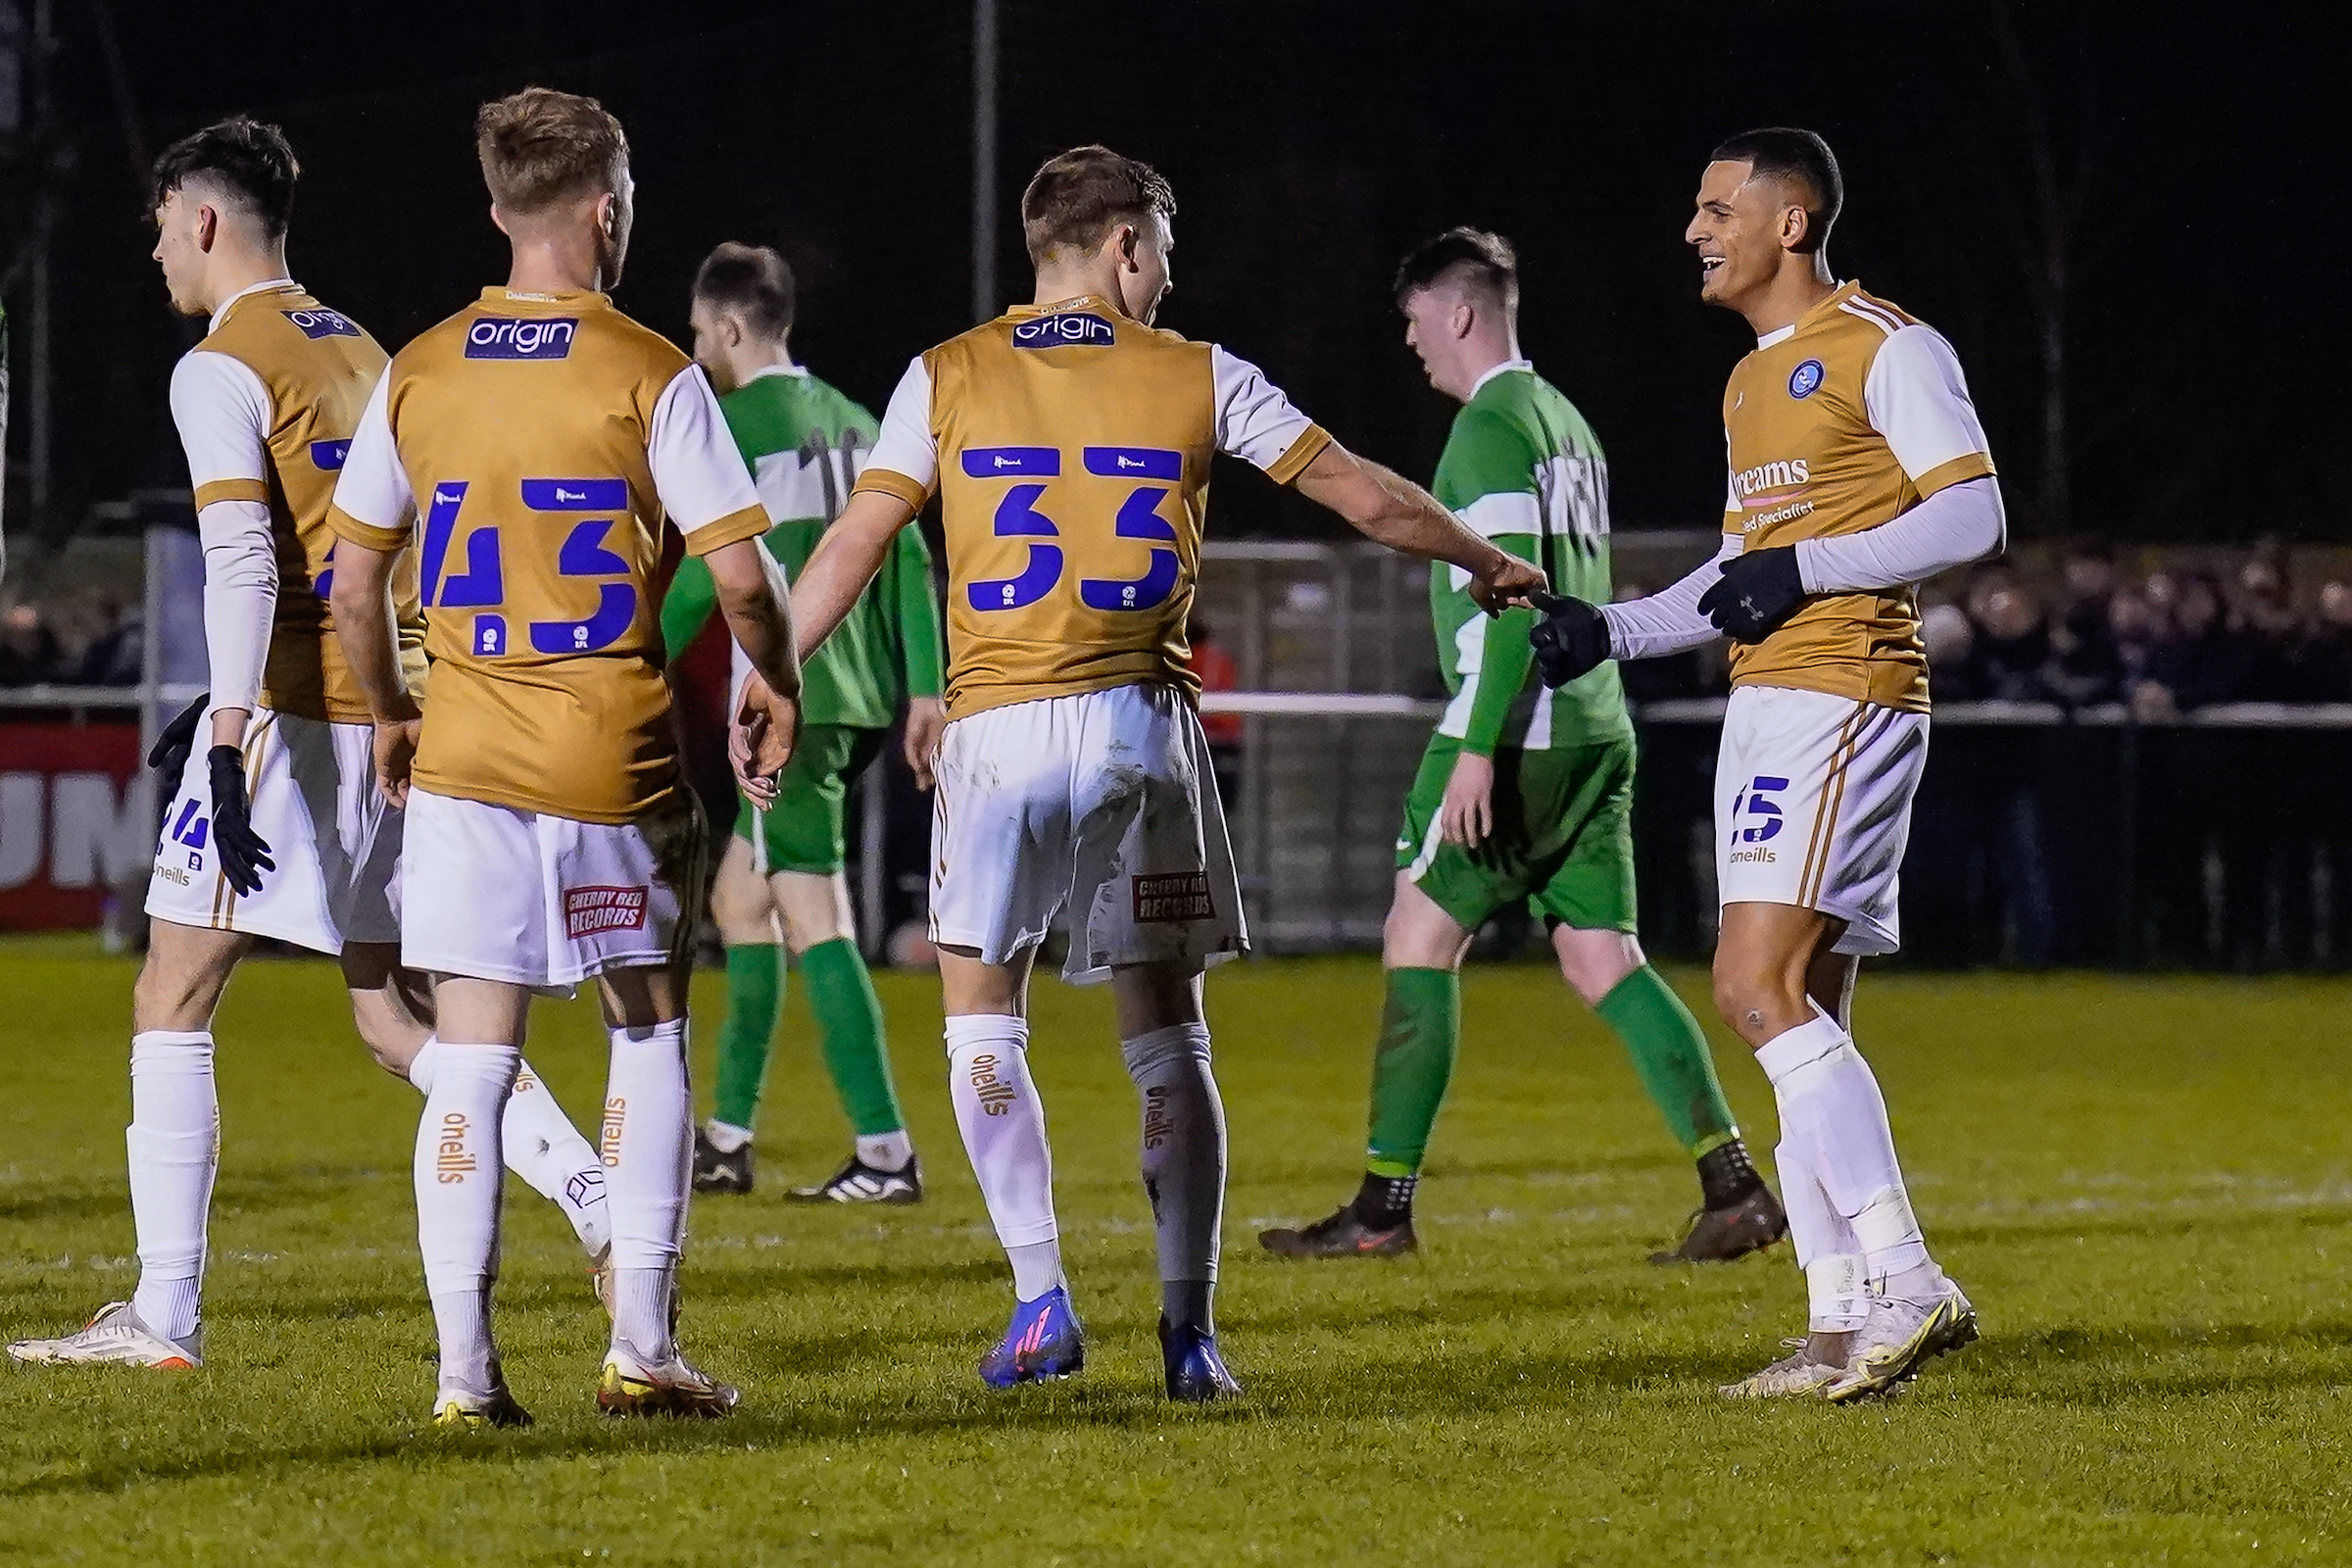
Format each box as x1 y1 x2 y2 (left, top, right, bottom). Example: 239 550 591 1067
1714 685 1928 957
145 704 400 953
929 682 1247 985
399 786 707 990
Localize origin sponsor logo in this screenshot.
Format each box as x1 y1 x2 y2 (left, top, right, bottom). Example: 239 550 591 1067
436 1110 477 1184
564 884 648 938
1732 458 1810 498
1132 871 1212 923
283 307 360 339
968 1053 1017 1117
464 316 579 360
1012 311 1114 348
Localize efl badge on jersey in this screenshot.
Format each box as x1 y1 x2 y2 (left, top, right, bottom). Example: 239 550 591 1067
1788 359 1826 399
466 317 579 360
1013 312 1115 349
283 307 361 339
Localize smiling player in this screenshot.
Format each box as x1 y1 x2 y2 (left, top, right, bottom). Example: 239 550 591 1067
1531 128 2004 1399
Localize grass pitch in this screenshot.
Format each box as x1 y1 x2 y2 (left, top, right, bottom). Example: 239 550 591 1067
1 936 2348 1565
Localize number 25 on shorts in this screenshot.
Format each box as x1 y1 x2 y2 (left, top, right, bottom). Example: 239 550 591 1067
962 446 1183 613
1730 775 1790 845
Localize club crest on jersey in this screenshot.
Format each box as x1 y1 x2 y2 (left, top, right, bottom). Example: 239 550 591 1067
283 307 360 339
465 317 579 360
1013 312 1115 349
564 884 648 938
1788 359 1826 399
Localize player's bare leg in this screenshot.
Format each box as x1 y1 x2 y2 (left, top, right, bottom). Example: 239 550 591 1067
1713 903 1974 1399
8 921 247 1370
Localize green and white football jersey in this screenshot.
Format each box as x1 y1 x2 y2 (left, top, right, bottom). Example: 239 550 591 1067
662 365 944 731
1428 361 1631 754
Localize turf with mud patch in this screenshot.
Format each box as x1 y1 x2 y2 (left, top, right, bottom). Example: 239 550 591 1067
1 936 2347 1565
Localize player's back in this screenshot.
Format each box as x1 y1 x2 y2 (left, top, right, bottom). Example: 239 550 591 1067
193 284 426 720
923 298 1219 716
370 288 708 822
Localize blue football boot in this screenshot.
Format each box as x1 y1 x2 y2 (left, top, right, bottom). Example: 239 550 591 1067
1158 1316 1243 1403
978 1285 1085 1388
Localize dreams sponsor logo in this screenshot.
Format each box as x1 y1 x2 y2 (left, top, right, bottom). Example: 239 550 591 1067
465 317 579 360
564 884 648 938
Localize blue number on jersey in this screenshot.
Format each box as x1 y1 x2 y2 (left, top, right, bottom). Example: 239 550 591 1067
416 478 637 655
960 446 1184 613
420 481 503 608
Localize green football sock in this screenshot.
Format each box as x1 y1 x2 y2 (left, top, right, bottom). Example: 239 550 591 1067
1593 963 1740 1157
710 943 783 1133
800 937 906 1138
1364 967 1461 1177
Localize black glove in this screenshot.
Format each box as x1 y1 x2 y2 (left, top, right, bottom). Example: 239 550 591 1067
1528 592 1612 688
1696 546 1807 643
206 744 275 897
148 693 209 778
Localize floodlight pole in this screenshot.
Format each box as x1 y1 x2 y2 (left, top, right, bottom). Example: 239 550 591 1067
970 0 998 322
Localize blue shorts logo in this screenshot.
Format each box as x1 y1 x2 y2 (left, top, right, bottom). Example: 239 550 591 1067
283 307 360 340
1788 359 1826 399
1012 312 1115 349
465 317 579 360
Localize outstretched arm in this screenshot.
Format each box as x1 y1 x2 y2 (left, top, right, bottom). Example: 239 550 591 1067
1291 442 1544 612
793 489 917 664
1602 539 1739 661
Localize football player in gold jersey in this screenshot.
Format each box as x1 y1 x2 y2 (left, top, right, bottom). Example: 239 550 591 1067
8 120 611 1377
328 90 798 1427
786 146 1544 1400
1533 128 2005 1400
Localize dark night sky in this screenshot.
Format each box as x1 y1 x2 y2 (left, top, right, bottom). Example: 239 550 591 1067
4 1 2338 550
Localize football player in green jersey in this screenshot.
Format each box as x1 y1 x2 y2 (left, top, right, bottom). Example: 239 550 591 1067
664 243 948 1202
1260 230 1786 1263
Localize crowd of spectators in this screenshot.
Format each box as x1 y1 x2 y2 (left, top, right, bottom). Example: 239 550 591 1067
0 596 145 687
1927 544 2352 712
1614 543 2352 711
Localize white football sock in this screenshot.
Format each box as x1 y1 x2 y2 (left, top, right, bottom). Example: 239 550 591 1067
414 1043 518 1393
1755 1010 1931 1285
1771 1132 1867 1333
1120 1023 1225 1316
605 1018 691 1361
126 1030 218 1344
414 1039 609 1254
944 1015 1060 1297
704 1119 753 1153
857 1130 914 1171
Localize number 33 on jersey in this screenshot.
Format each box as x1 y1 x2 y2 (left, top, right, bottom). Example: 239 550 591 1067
852 297 1331 718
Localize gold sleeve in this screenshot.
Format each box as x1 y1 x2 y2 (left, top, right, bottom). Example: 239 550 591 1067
1265 423 1334 487
852 467 934 511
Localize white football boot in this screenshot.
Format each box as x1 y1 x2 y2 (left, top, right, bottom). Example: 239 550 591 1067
432 1359 533 1430
597 1342 738 1418
1825 1274 1978 1402
7 1300 203 1370
1720 1337 1845 1399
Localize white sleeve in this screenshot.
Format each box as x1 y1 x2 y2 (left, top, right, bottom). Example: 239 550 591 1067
1864 324 1993 484
1599 537 1739 661
861 358 939 495
647 364 762 536
327 368 416 536
1210 345 1319 472
1794 476 2006 594
171 352 279 709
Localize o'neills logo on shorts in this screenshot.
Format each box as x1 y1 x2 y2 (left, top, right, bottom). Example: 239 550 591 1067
565 885 648 939
1133 872 1213 923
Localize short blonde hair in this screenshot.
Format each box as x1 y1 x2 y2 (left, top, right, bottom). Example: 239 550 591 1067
475 87 627 216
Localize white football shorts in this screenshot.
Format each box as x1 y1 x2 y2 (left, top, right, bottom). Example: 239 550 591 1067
929 681 1247 985
146 704 401 953
399 786 707 991
1714 685 1929 957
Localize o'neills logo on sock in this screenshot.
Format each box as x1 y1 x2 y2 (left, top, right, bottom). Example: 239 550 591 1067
968 1053 1016 1117
565 885 649 939
436 1110 476 1183
1133 871 1212 923
600 1096 627 1167
1143 1084 1173 1150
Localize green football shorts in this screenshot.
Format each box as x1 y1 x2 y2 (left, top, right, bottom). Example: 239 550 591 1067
1394 732 1639 933
732 723 890 876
